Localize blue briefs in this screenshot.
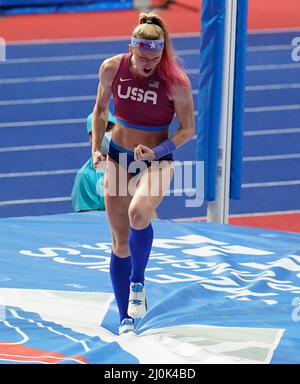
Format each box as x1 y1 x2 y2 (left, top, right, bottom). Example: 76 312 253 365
108 139 173 177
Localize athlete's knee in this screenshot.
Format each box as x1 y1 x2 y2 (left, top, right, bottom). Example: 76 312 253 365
112 235 130 257
128 204 151 229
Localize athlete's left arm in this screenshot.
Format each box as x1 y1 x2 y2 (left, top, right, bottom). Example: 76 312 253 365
134 78 195 161
171 77 195 147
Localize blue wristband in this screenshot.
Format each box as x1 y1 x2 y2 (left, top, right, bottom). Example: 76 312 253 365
153 139 176 160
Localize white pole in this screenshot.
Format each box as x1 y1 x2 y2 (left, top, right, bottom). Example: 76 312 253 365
207 0 238 224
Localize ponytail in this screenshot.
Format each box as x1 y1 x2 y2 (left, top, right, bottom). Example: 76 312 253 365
132 12 188 94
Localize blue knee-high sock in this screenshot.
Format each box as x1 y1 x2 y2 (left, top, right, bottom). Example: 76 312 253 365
110 251 132 322
129 223 153 284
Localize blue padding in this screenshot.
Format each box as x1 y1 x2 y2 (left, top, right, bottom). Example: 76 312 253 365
0 0 130 5
230 0 248 199
0 0 69 4
197 0 248 201
0 0 133 15
0 212 300 363
197 0 226 201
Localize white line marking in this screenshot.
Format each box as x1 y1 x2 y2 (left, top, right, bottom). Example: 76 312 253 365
0 96 95 106
2 83 299 105
242 180 300 188
1 180 300 207
247 44 293 52
2 164 199 178
0 197 71 206
0 74 98 84
0 81 297 106
3 53 109 64
172 154 300 163
1 44 294 66
1 115 201 128
191 128 300 140
2 63 297 86
244 153 300 161
0 116 298 153
0 118 85 128
247 63 300 71
168 188 198 195
167 180 300 196
6 35 133 46
5 28 300 45
3 49 200 64
0 169 78 178
1 130 298 153
0 115 200 129
246 83 300 91
1 312 29 345
245 104 300 112
6 32 201 46
8 310 89 358
0 68 199 85
244 127 300 136
47 326 90 353
192 154 300 162
1 152 298 179
0 142 89 152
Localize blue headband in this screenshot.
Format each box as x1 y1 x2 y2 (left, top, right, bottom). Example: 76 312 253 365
131 37 164 51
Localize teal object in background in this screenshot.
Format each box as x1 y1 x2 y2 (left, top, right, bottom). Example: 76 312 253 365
86 111 116 135
71 111 115 212
71 159 105 212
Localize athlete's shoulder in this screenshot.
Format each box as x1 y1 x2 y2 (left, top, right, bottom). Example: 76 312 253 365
99 54 125 80
170 72 192 100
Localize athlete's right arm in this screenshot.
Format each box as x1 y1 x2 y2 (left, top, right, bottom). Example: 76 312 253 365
92 56 121 169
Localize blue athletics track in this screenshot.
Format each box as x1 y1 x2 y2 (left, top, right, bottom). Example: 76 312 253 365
0 0 300 365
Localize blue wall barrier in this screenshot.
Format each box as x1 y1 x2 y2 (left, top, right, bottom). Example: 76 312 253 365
0 0 133 15
230 1 248 199
196 0 248 201
196 0 226 201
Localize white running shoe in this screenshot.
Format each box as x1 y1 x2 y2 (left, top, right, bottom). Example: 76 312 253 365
127 282 147 319
119 318 135 335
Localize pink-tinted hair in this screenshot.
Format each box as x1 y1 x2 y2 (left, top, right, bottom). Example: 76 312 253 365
132 12 189 95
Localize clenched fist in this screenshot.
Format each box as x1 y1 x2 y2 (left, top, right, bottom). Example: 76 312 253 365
92 150 107 171
134 144 156 161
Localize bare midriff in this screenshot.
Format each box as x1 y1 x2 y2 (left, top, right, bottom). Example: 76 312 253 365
111 122 169 151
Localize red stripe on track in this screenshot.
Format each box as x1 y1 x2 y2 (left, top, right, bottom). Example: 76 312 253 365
1 0 300 42
0 2 201 42
0 344 88 364
192 213 300 234
229 213 300 234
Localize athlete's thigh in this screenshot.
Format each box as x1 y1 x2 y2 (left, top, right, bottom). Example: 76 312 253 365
104 156 133 236
131 160 174 212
